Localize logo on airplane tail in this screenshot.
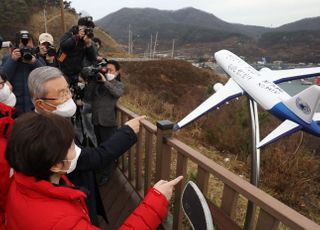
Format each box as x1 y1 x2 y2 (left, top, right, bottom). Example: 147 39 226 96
296 97 311 114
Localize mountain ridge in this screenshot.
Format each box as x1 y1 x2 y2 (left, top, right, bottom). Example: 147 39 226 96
96 7 320 61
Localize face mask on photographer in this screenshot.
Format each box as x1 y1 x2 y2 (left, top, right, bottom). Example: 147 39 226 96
77 82 85 90
43 98 77 118
106 73 116 81
0 83 16 107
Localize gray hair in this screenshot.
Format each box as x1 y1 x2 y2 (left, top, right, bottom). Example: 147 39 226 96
28 66 64 104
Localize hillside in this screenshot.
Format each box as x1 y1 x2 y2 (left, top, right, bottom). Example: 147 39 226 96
0 1 125 58
276 16 320 31
259 30 320 62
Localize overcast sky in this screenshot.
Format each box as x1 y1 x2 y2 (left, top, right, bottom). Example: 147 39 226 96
70 0 320 27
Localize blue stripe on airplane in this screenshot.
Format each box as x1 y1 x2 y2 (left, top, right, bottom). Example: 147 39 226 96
273 72 320 84
270 102 320 136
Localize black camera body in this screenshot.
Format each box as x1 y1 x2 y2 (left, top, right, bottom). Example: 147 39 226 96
46 44 56 57
70 26 94 39
84 28 94 39
19 46 35 61
82 59 108 81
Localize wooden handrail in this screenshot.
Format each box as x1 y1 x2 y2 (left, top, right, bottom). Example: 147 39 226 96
115 105 320 230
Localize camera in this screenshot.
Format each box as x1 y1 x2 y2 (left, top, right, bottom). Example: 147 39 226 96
19 46 35 61
0 36 13 49
82 59 108 81
17 30 35 61
45 44 56 57
84 28 94 39
70 26 94 39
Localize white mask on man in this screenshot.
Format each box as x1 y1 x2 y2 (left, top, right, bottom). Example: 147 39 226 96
0 83 16 107
51 98 77 117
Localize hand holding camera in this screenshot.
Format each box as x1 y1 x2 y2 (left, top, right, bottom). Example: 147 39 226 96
97 73 106 82
11 49 22 61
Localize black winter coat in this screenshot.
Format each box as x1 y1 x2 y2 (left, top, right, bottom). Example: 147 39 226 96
1 55 43 116
67 125 137 226
59 29 96 77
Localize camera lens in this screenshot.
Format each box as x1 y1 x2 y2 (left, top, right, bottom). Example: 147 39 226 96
23 52 33 61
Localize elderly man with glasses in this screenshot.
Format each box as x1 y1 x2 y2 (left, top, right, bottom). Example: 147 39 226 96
27 66 144 226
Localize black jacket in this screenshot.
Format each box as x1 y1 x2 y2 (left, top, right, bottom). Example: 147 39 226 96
67 125 137 226
59 29 96 76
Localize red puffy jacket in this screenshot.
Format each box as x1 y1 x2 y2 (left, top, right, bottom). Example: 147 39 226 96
6 172 168 230
0 103 15 230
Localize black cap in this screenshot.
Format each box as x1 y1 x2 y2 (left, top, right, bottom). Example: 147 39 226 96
78 16 95 28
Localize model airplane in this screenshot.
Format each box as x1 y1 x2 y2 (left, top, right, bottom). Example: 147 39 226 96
174 50 320 148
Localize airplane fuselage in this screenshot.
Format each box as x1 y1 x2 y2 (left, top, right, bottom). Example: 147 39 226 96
215 50 320 137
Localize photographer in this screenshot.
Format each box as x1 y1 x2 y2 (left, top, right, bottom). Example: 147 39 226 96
58 16 96 86
85 60 124 185
1 30 43 116
74 72 98 147
37 33 58 67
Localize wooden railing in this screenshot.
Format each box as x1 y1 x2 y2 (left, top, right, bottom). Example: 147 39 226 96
116 104 320 230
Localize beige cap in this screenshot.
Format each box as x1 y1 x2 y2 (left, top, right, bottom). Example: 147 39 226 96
39 33 54 45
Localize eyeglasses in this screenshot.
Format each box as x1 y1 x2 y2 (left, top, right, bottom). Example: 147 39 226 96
40 88 72 102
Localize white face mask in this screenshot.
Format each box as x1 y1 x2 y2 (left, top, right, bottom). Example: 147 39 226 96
58 145 81 174
65 146 81 174
77 82 85 90
51 98 77 117
0 83 16 107
106 73 116 81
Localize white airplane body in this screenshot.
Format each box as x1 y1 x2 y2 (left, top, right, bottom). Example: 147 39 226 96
175 50 320 148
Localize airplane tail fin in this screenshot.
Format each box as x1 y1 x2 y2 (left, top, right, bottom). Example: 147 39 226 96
283 85 320 124
313 112 320 121
257 119 301 148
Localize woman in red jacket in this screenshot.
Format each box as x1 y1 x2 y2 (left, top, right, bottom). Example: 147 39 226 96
5 112 182 230
0 71 16 230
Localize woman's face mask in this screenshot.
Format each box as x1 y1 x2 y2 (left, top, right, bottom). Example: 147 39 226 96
0 83 16 107
59 145 81 174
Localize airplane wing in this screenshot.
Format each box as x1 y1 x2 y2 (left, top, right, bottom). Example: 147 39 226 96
261 67 320 84
257 119 302 149
174 78 244 130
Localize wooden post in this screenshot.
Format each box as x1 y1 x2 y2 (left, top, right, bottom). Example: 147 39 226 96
60 0 66 33
173 152 187 229
155 120 173 181
144 131 154 193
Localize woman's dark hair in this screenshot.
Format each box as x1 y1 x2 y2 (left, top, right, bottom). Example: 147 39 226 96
0 70 8 83
6 112 74 181
108 60 121 81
